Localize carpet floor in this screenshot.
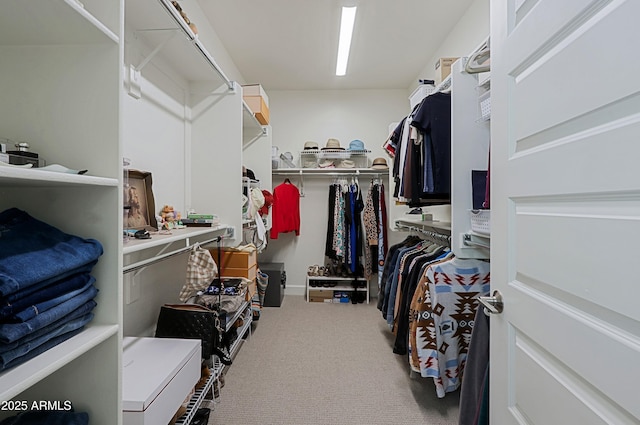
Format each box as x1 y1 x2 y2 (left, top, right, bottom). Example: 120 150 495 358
208 295 460 425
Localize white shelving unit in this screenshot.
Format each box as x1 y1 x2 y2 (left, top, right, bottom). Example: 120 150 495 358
306 276 370 304
450 58 491 259
125 0 270 240
0 0 122 422
123 2 268 421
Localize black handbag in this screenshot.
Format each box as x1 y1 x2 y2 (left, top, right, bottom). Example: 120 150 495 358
154 303 220 359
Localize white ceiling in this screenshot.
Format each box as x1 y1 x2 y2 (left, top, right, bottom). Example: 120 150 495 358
199 0 475 91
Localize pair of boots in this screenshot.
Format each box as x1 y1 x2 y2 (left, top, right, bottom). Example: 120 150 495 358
214 346 232 365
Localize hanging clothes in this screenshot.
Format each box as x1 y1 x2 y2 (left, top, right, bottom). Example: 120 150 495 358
408 257 490 398
269 179 300 240
392 249 453 355
363 184 378 279
411 91 452 202
324 181 364 279
349 184 364 274
458 304 490 425
377 183 388 284
391 91 452 207
377 235 422 312
363 181 389 281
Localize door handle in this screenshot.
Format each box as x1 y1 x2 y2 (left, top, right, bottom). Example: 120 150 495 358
478 290 503 315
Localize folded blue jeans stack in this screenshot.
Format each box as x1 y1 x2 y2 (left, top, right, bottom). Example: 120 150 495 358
0 208 103 371
0 410 89 424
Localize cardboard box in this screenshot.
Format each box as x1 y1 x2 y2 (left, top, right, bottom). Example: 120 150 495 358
309 289 334 303
209 248 257 269
434 57 459 85
244 96 270 125
221 265 257 281
242 84 269 106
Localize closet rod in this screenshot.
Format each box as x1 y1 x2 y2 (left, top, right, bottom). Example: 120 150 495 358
395 222 451 247
272 169 389 176
123 233 228 274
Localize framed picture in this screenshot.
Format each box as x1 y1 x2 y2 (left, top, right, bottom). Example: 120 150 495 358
124 169 157 230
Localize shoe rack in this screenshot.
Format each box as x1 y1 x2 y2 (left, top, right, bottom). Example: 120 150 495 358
306 276 369 304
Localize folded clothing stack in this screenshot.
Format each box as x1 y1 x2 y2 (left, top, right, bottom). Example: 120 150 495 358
0 208 103 371
0 410 89 424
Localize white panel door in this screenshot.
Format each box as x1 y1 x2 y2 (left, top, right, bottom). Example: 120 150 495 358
491 0 640 423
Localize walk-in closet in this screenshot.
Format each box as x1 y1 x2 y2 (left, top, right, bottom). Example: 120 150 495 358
1 0 639 424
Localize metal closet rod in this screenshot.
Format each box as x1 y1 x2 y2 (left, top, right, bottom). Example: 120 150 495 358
123 232 228 274
395 222 451 244
274 169 388 197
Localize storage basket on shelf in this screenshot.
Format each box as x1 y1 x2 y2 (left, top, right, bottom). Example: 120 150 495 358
299 149 371 168
479 90 491 121
469 209 490 235
477 79 491 121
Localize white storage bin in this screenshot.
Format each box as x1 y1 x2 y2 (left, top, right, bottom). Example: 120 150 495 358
123 337 201 425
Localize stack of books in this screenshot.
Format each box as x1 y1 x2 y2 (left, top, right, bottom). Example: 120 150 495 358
181 213 220 227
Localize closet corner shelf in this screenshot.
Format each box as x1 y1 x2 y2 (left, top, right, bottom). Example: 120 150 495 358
123 225 233 272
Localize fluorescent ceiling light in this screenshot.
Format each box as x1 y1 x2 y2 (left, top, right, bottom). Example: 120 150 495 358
335 6 357 76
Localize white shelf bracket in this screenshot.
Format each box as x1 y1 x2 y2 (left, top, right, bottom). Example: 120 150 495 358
462 233 490 249
299 170 305 197
133 29 179 73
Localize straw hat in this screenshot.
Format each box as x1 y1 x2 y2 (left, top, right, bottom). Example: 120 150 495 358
318 159 336 168
371 157 389 169
303 141 319 150
340 159 355 168
322 138 343 150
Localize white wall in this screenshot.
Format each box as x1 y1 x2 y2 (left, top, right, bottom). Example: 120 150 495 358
410 0 490 93
258 89 408 294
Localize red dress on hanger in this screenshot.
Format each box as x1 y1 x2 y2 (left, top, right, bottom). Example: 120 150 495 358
269 179 300 239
